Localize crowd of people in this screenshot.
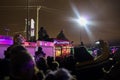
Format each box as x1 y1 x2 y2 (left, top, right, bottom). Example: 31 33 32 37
0 34 120 80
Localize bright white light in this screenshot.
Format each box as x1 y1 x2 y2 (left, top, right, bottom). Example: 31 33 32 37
77 17 88 26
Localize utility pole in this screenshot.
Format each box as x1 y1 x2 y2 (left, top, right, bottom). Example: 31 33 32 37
26 0 30 41
36 6 41 41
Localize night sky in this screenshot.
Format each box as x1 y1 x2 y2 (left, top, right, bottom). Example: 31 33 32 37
0 0 120 44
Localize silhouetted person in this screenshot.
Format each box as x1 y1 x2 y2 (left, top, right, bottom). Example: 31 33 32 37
56 30 68 40
36 57 48 74
45 68 76 80
5 33 25 59
80 41 84 46
38 27 49 41
13 33 25 45
9 45 45 80
35 47 46 61
49 61 59 71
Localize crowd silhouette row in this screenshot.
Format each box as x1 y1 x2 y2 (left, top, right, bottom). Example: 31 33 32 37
0 34 120 80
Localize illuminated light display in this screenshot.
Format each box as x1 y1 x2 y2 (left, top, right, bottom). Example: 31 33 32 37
62 46 71 55
36 40 73 57
0 35 72 58
0 35 13 40
54 39 73 57
24 42 30 46
54 40 70 45
23 41 55 47
24 42 36 47
36 41 55 57
0 39 13 45
30 19 35 37
55 47 61 57
0 35 13 45
37 41 54 47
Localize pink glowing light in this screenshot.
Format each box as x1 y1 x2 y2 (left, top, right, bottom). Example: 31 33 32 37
37 41 54 47
0 35 13 45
